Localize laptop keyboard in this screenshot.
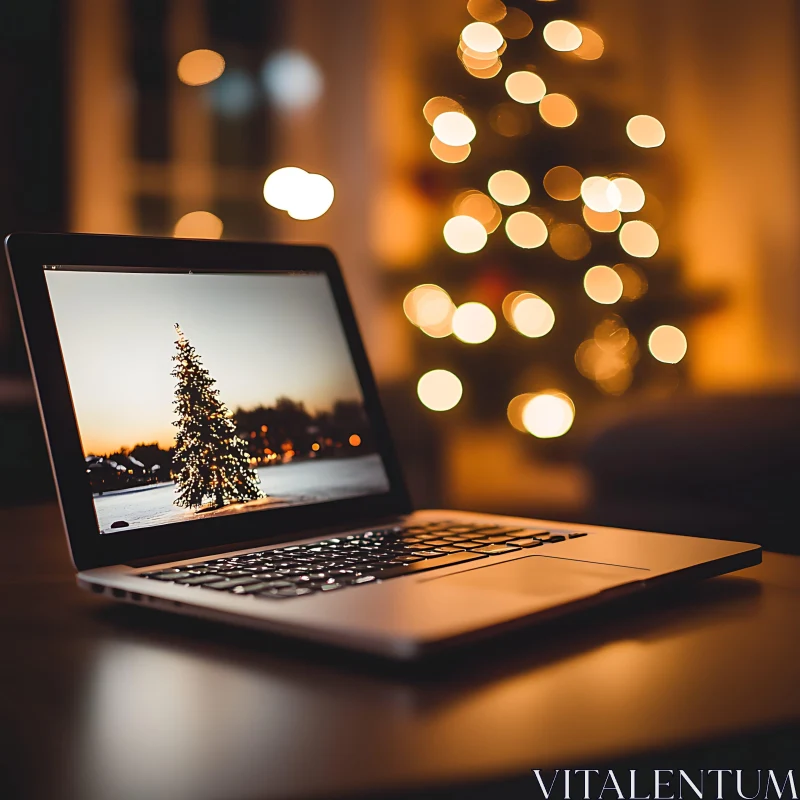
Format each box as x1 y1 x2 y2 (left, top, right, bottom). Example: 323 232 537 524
140 520 588 600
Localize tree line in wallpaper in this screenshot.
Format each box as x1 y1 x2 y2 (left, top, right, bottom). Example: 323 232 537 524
85 397 375 495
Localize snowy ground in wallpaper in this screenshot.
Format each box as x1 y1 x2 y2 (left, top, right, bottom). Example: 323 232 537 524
94 454 389 534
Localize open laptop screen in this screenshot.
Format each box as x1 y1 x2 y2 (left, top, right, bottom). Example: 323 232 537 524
43 266 391 535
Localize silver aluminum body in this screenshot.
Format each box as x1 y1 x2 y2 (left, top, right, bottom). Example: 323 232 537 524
78 509 761 660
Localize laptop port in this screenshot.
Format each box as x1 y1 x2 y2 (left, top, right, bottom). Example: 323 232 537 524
89 583 104 594
111 588 126 599
130 592 142 602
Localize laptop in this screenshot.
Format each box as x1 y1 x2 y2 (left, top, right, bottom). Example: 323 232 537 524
5 232 761 660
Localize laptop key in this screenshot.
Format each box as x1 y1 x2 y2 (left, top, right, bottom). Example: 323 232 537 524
274 586 316 597
232 581 279 594
146 571 193 581
508 538 544 548
176 574 226 585
470 545 522 555
373 552 486 580
202 576 262 590
568 532 588 538
534 534 566 543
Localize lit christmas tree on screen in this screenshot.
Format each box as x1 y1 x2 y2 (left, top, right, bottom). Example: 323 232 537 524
171 324 262 509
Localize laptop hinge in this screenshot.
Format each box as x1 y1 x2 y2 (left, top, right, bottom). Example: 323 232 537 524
124 514 410 568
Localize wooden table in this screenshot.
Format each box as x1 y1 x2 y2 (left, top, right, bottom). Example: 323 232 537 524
2 504 799 800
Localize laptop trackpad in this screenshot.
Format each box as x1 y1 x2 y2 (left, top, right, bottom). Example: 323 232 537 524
423 554 647 599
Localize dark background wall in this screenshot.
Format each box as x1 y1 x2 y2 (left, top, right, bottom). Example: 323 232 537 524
0 0 65 504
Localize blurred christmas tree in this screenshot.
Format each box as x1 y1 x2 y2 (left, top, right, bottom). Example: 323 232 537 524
172 324 262 509
401 0 710 449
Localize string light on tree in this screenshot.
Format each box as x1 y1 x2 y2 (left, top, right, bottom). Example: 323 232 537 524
522 392 576 438
584 266 623 304
611 177 646 212
452 302 496 343
403 1 694 432
443 215 488 253
542 20 583 52
488 170 530 206
505 293 555 337
418 370 463 411
433 112 477 146
619 220 660 258
539 93 578 127
505 71 546 104
505 211 548 249
649 325 688 363
627 115 666 148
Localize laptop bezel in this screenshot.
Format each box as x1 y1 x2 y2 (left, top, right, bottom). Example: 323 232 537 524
5 232 412 571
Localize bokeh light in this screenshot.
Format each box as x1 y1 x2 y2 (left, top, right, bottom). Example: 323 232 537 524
543 166 583 201
349 434 362 447
177 49 225 86
497 7 534 39
614 263 648 300
611 177 645 212
453 190 502 233
263 166 308 210
463 58 503 80
261 50 322 111
467 0 508 24
584 265 623 304
430 136 471 163
263 167 334 220
173 211 224 239
444 215 488 253
539 93 578 127
206 68 257 117
403 284 454 329
505 211 548 249
576 324 637 395
287 173 335 220
649 325 687 363
574 27 604 60
418 370 463 411
627 115 666 148
487 170 530 206
420 306 456 338
508 293 555 337
549 223 592 260
619 220 659 258
433 111 477 146
505 71 546 104
459 43 502 63
542 20 583 52
423 96 464 125
507 393 536 432
452 302 497 343
581 176 622 213
461 21 505 53
522 392 575 438
416 289 453 327
583 206 621 233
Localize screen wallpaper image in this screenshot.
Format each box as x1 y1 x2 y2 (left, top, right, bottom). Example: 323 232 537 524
44 268 391 534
